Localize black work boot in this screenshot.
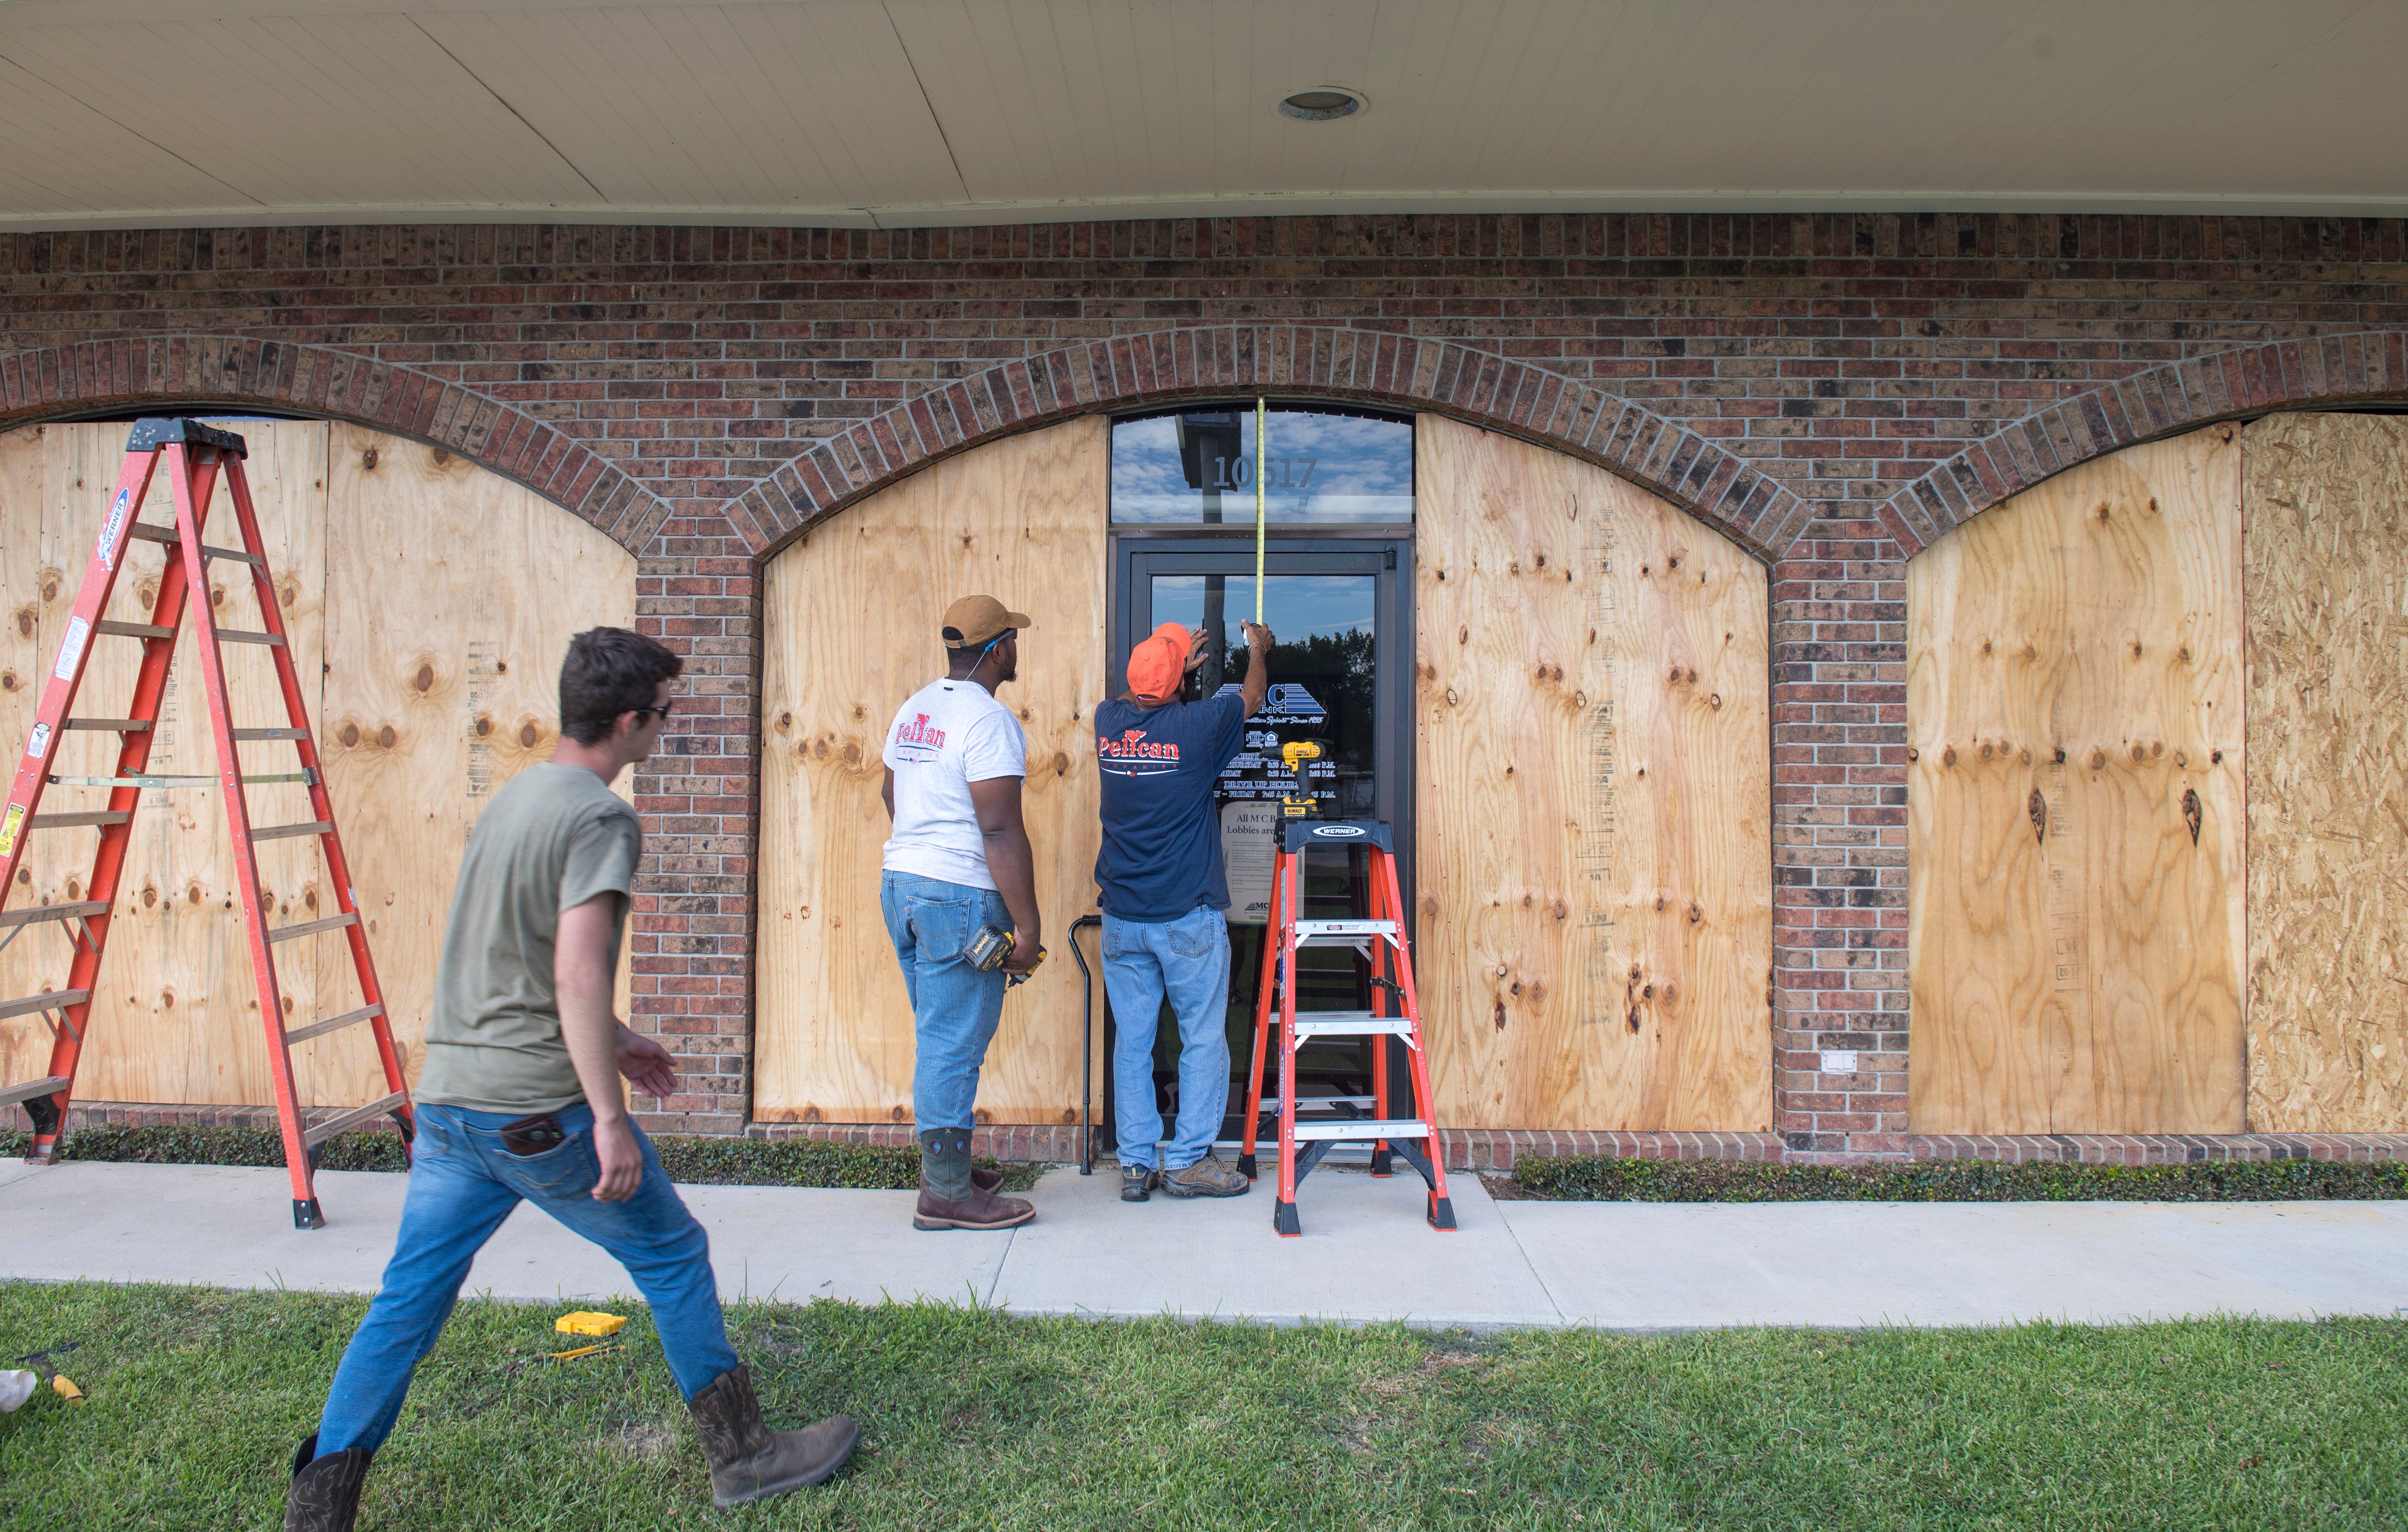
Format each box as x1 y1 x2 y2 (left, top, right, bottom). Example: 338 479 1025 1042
688 1364 860 1507
913 1127 1034 1231
1121 1162 1160 1202
284 1431 372 1532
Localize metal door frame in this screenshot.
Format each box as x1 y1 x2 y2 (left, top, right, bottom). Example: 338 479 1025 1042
1098 532 1416 1151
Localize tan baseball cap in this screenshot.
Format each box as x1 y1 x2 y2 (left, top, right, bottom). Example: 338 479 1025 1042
940 594 1033 649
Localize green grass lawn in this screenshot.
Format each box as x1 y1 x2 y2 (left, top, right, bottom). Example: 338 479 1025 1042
0 1284 2399 1531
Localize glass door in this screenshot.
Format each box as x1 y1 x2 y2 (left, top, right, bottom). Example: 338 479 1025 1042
1112 542 1412 1145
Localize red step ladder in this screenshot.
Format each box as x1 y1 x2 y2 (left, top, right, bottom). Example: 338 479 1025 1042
0 418 413 1228
1238 820 1456 1237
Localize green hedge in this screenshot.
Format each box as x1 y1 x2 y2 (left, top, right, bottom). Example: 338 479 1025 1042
0 1124 1041 1192
1510 1154 2408 1202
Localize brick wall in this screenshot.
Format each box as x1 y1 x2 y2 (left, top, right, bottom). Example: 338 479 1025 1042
5 214 2407 1155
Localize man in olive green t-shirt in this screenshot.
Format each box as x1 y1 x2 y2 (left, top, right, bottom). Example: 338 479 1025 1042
411 756 645 1114
284 629 857 1532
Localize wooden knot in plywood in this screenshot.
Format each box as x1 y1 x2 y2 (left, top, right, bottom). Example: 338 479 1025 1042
474 716 492 737
1535 553 1547 568
518 722 538 748
775 712 791 733
1941 746 1956 767
1906 746 1918 761
1494 1000 1508 1031
1445 688 1459 706
2054 748 2067 763
377 725 396 748
2211 750 2223 764
362 448 379 470
413 664 434 692
1457 626 1468 645
1494 964 1508 978
2182 788 2203 846
2090 749 2107 770
1551 898 1568 921
1709 693 1722 710
1051 752 1069 777
2131 743 2148 763
2028 790 2047 843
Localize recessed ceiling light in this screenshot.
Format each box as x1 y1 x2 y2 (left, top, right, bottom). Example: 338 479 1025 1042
1280 88 1364 122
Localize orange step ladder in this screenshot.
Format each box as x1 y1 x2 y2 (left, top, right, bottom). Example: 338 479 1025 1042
0 418 413 1228
1238 819 1456 1237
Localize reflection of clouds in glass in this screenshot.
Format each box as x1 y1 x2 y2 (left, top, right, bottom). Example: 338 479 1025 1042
1112 408 1412 523
1152 574 1375 643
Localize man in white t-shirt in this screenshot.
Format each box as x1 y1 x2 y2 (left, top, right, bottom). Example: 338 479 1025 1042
879 594 1043 1232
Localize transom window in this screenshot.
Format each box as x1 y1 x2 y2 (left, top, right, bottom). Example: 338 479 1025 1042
1109 403 1414 525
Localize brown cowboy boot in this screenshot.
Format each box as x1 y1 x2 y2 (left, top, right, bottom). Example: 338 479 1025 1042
687 1364 859 1507
283 1432 372 1532
913 1126 1034 1231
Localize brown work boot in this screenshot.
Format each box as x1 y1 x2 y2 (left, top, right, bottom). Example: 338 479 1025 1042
914 1126 1035 1231
1161 1151 1251 1199
284 1431 372 1532
688 1364 860 1507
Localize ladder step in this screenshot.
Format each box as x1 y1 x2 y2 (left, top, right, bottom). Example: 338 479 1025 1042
1290 1013 1417 1038
251 820 333 842
29 811 131 829
0 1075 68 1108
201 543 266 567
1288 1118 1432 1143
215 629 285 647
1292 920 1399 946
304 1091 409 1150
126 523 178 545
0 900 106 929
283 1003 385 1047
94 620 173 640
232 727 310 741
63 717 152 732
0 989 88 1021
270 913 358 943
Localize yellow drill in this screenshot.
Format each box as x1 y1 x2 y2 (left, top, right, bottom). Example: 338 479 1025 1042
1278 740 1325 820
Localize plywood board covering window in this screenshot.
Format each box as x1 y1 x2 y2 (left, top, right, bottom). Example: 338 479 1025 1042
1907 428 2246 1134
1413 417 1772 1131
2243 412 2408 1133
755 418 1106 1125
0 421 636 1108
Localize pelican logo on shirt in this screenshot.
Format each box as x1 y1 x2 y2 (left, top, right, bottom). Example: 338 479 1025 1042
890 712 948 763
1098 726 1181 778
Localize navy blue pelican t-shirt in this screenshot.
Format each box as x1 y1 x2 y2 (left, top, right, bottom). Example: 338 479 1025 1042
1092 691 1248 923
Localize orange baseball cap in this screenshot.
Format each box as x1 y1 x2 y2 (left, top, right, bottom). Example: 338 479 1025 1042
1126 622 1193 700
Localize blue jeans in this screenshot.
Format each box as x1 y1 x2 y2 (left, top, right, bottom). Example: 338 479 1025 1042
315 1102 738 1453
880 870 1011 1131
1104 906 1232 1172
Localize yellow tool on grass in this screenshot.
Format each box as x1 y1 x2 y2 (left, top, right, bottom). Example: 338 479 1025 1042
554 1311 629 1337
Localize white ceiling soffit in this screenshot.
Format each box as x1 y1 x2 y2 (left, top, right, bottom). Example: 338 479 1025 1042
0 0 2403 230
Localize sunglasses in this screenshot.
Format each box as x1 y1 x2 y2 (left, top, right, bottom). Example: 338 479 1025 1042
629 698 675 724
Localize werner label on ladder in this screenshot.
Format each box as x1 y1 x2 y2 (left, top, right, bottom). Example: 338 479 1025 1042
1238 803 1457 1237
0 419 414 1229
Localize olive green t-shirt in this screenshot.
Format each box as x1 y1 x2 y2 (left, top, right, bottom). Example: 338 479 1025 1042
413 762 641 1115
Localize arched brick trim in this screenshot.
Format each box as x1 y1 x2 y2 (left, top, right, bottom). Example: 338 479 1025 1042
1872 331 2408 557
729 325 1812 561
0 335 671 556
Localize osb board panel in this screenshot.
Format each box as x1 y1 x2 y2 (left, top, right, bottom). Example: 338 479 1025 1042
1413 416 1773 1132
756 417 1107 1125
1907 427 2246 1135
0 422 635 1109
2243 413 2408 1132
323 425 637 1106
0 422 329 1106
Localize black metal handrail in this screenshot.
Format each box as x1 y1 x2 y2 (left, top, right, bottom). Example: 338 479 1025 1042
1067 913 1102 1174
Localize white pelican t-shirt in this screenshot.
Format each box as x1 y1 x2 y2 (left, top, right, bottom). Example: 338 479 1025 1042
880 677 1027 890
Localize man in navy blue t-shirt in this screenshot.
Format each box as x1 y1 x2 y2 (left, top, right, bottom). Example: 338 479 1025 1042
1094 616 1272 1202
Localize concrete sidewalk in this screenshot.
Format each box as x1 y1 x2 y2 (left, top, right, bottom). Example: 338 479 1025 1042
1 1155 2403 1330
